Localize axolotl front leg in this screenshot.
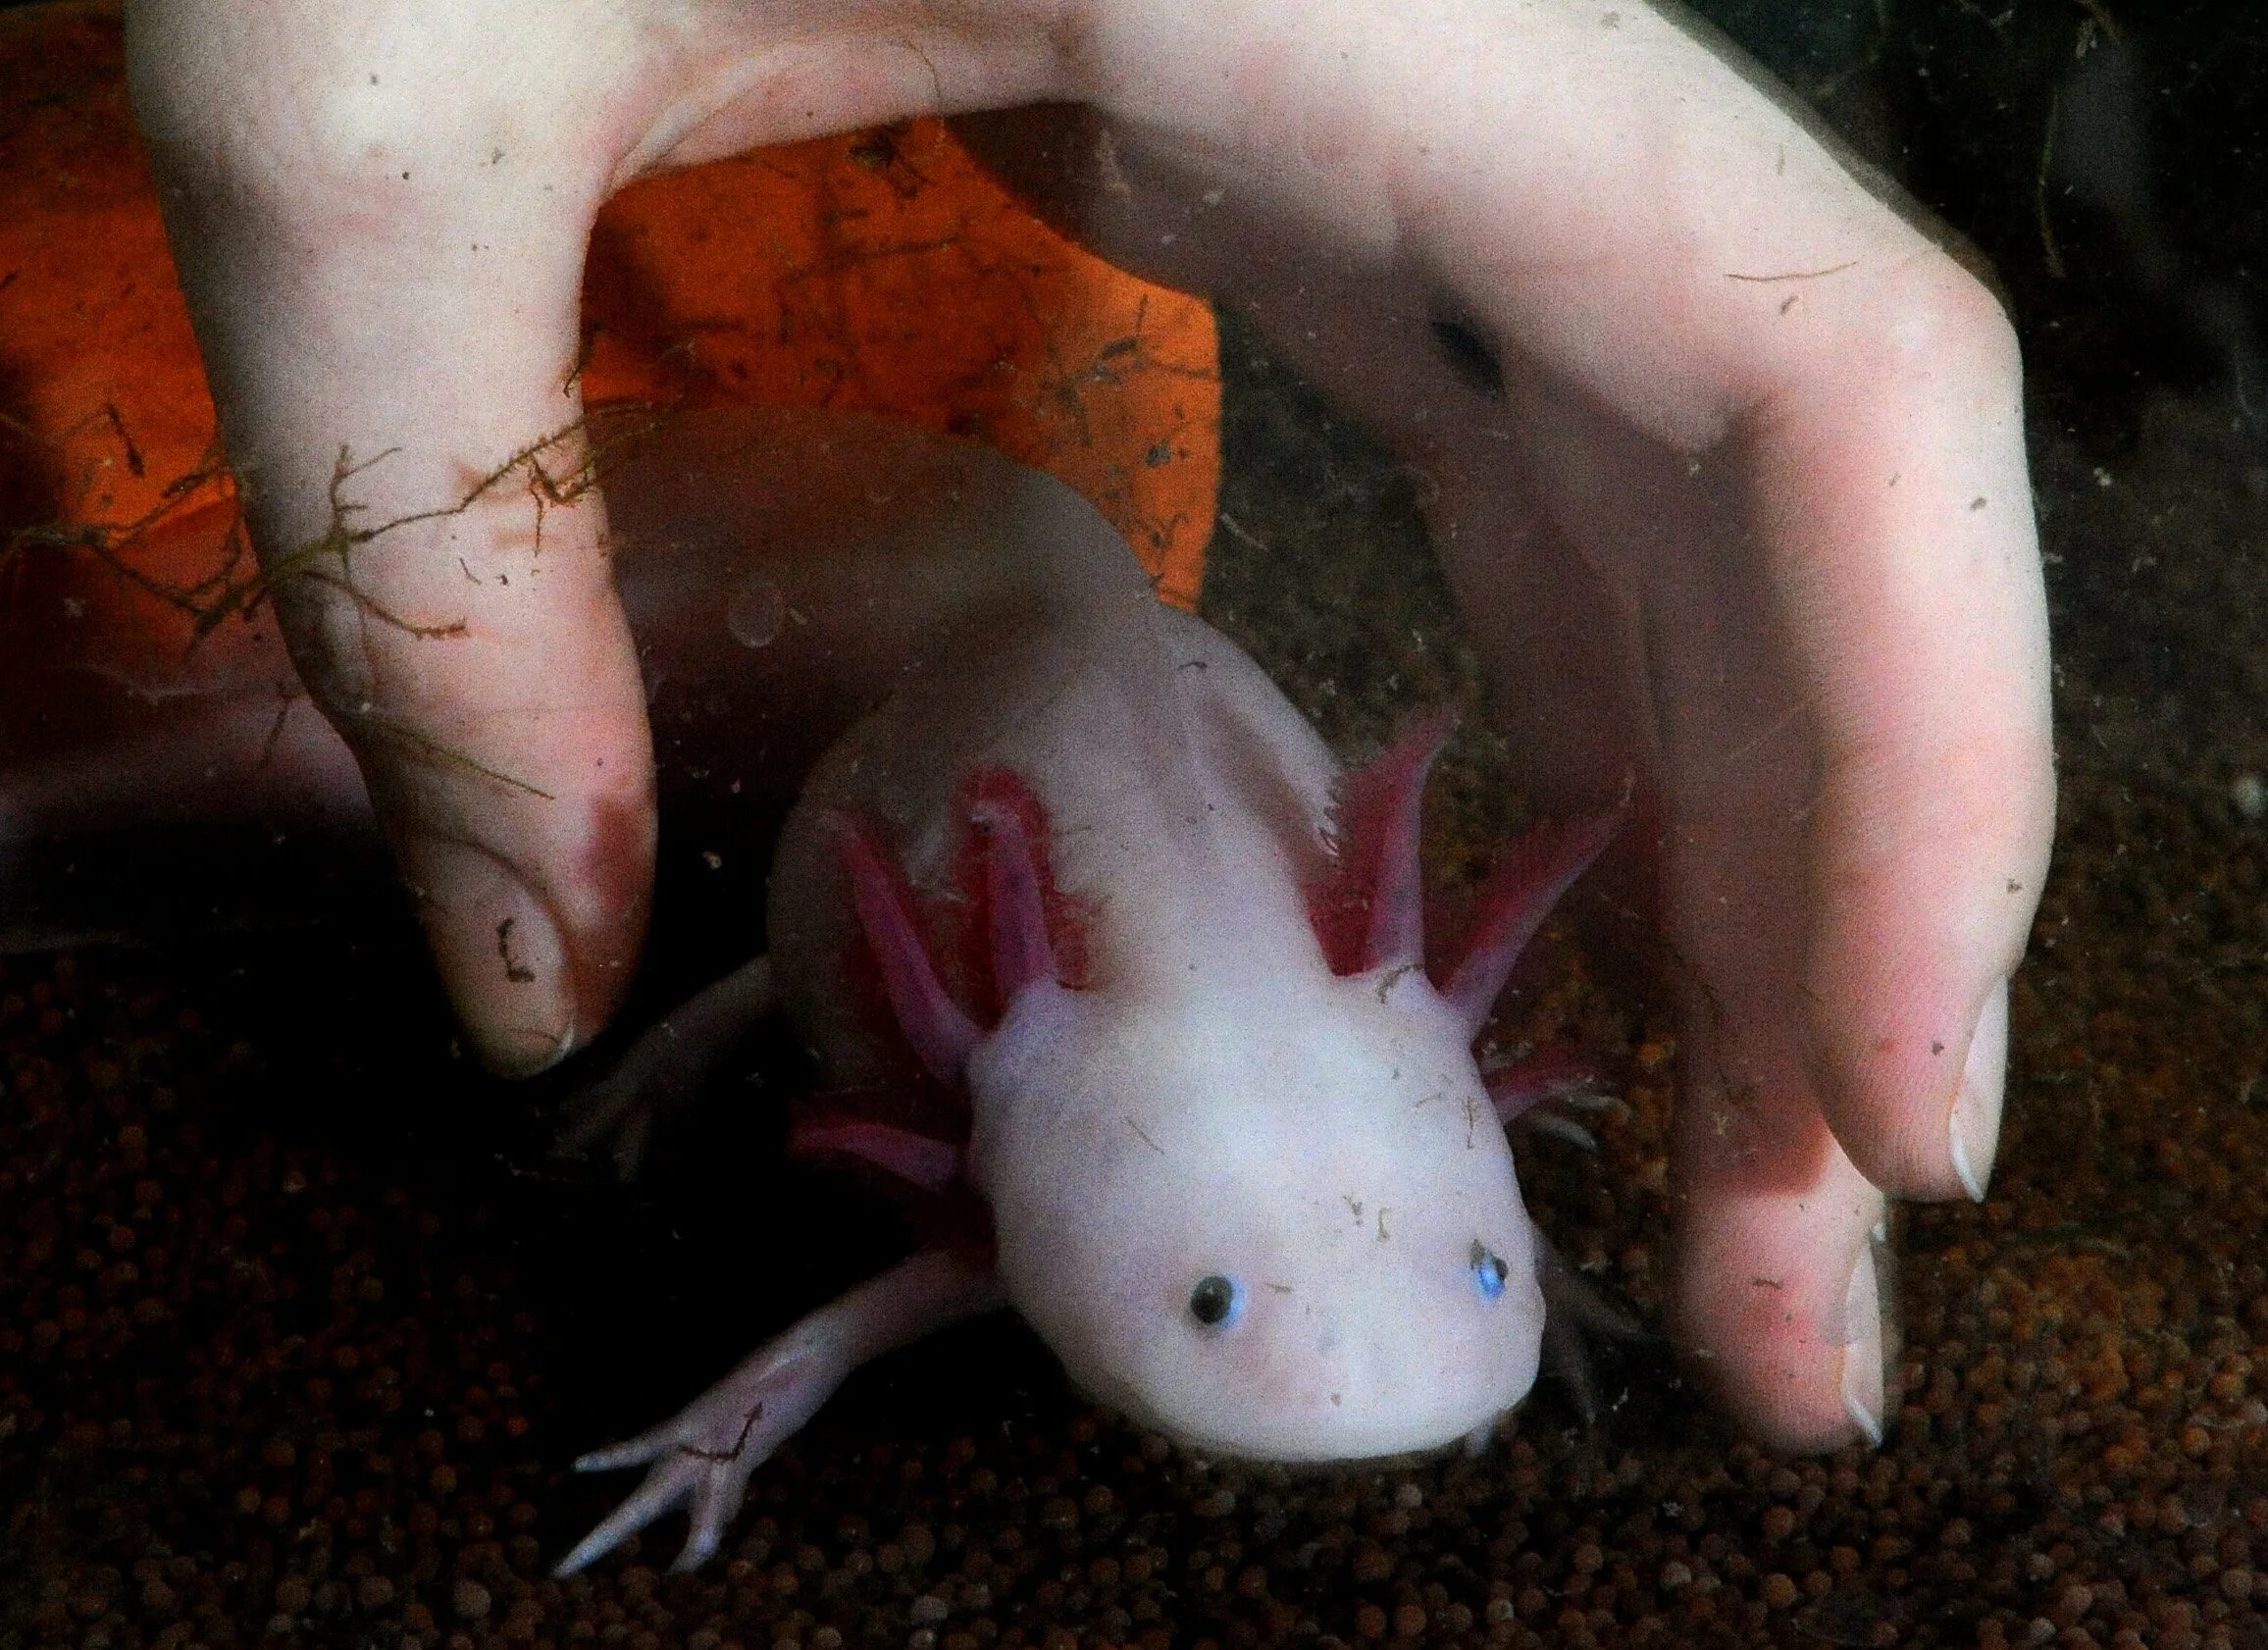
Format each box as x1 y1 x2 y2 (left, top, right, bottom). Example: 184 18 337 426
553 1250 1003 1575
554 954 780 1177
558 794 1051 1575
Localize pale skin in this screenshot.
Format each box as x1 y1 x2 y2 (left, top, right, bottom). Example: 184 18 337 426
122 0 2056 1452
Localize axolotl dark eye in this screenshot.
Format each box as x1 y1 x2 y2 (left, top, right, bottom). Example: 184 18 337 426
1188 1273 1245 1327
1470 1240 1511 1302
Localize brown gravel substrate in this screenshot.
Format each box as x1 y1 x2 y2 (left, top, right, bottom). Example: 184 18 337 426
11 331 2268 1650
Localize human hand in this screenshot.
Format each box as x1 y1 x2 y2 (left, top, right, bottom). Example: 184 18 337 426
966 5 2053 1450
125 0 2053 1449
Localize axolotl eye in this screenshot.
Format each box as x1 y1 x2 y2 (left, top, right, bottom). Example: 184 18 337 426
1470 1240 1511 1302
1188 1273 1246 1327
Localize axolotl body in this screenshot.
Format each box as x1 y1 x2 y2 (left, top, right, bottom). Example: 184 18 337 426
0 408 1614 1578
553 417 1617 1574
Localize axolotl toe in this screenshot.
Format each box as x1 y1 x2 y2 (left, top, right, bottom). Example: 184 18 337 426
559 428 1619 1575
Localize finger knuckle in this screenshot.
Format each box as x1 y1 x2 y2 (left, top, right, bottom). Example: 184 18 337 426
1870 250 2022 389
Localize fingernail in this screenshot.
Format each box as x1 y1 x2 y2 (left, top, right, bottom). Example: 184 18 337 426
1839 1239 1885 1448
407 835 577 1076
1947 978 2009 1203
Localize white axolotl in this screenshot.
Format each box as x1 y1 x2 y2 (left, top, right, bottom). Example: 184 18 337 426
548 417 1621 1575
0 407 1617 1579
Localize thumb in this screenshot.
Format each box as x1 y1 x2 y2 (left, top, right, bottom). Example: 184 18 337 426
129 5 656 1072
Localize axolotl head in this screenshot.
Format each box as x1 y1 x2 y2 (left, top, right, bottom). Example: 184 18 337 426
836 729 1616 1464
965 963 1547 1462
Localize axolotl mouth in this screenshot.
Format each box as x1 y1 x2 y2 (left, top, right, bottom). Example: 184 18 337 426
1075 1371 1533 1470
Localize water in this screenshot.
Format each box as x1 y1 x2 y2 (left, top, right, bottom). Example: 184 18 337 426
4 4 2267 1647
